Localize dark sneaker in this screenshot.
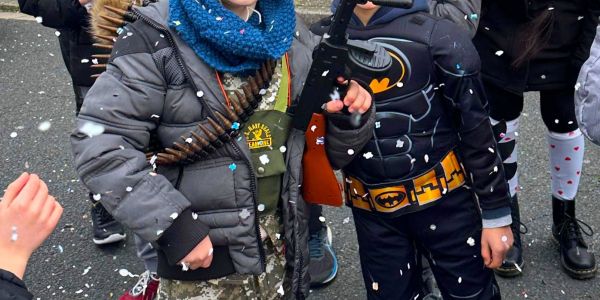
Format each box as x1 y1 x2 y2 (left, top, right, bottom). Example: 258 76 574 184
91 200 126 245
119 271 160 300
552 197 597 279
308 225 338 287
496 195 526 277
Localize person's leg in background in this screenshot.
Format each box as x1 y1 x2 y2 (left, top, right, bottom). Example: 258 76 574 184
120 235 160 300
540 88 597 279
308 204 338 287
485 83 526 277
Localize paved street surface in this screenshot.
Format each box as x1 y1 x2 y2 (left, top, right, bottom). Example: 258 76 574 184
1 15 600 300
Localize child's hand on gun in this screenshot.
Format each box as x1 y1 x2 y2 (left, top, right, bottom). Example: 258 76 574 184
481 226 514 269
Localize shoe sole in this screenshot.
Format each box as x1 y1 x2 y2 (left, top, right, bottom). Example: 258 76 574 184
550 235 597 280
494 263 524 278
93 233 126 245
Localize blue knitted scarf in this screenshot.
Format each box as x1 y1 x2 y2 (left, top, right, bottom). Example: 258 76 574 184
169 0 295 73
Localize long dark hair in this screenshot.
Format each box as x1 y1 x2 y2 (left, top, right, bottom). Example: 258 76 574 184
511 9 555 68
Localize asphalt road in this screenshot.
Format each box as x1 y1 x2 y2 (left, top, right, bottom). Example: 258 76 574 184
1 16 600 300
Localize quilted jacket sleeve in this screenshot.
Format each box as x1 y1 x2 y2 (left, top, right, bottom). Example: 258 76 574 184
18 0 88 29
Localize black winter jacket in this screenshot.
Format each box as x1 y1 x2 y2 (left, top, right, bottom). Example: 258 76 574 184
18 0 102 87
473 0 600 93
0 269 32 300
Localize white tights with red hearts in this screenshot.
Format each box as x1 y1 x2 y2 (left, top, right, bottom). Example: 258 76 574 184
548 130 584 200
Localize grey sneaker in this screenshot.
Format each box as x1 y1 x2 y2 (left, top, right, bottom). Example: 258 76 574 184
308 226 338 287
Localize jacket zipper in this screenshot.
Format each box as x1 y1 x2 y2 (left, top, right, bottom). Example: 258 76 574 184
131 10 266 271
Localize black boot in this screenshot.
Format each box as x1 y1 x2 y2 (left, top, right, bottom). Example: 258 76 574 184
495 195 525 277
552 197 597 279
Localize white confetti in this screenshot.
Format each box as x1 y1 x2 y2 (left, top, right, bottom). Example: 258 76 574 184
156 230 163 236
343 217 350 224
216 16 223 21
279 146 287 153
322 70 330 77
469 89 474 94
10 132 17 138
192 212 198 220
257 204 265 212
347 149 355 155
259 89 267 95
118 269 136 277
561 290 565 295
407 263 411 269
375 121 381 129
555 119 559 124
429 224 437 231
239 208 250 219
125 186 133 192
514 262 522 272
319 216 326 222
488 147 494 153
363 152 374 159
35 16 43 23
92 58 99 65
396 139 404 148
396 82 404 88
170 212 179 220
548 6 554 11
310 125 317 132
81 58 89 63
180 262 189 272
38 121 51 132
82 266 92 275
575 82 581 90
277 285 285 296
196 91 204 98
75 290 83 294
568 121 574 125
424 154 429 163
372 282 379 291
10 226 17 242
79 122 105 137
501 235 508 242
55 31 61 37
185 138 193 144
93 194 101 201
495 50 504 56
541 74 547 79
458 277 462 283
57 245 63 253
316 137 325 145
467 237 475 246
323 33 331 39
259 154 270 165
578 16 584 21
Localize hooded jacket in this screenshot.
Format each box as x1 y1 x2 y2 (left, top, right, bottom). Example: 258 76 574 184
311 2 512 227
0 270 32 300
473 0 600 93
70 0 374 297
18 0 103 87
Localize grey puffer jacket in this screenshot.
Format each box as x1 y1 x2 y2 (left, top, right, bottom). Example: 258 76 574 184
70 0 374 297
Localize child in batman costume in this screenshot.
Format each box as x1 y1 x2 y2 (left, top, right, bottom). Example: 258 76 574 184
72 0 374 299
312 1 512 299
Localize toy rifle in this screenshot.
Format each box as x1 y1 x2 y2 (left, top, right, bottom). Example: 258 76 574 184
296 0 413 206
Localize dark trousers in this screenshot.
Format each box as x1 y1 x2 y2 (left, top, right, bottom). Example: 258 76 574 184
352 189 501 300
485 83 578 134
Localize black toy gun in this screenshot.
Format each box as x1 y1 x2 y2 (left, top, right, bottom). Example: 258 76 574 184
297 0 413 207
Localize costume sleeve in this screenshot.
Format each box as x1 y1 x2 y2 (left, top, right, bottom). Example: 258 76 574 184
573 1 600 70
18 0 88 29
428 0 481 38
430 20 511 228
0 269 33 300
70 24 209 265
325 105 376 169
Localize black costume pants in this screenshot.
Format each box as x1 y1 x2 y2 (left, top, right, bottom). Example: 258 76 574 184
484 83 579 134
352 189 501 300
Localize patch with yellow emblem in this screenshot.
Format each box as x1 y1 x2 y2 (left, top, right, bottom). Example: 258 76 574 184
245 122 273 150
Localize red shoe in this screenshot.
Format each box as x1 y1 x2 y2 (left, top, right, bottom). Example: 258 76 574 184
119 271 160 300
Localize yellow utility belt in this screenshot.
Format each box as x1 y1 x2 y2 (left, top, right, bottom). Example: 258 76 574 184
345 150 466 215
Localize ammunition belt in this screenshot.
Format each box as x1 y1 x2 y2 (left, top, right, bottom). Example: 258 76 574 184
345 150 466 216
145 60 277 166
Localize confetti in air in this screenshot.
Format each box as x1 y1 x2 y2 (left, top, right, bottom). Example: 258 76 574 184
125 186 133 192
257 204 265 212
330 88 340 101
375 121 381 128
196 91 204 98
424 154 429 163
81 59 89 63
347 149 355 155
192 212 198 220
82 266 92 276
279 146 287 153
185 138 193 144
495 50 504 56
156 230 163 236
575 82 581 90
396 139 404 148
93 194 101 201
343 217 350 224
578 16 584 21
180 262 190 272
467 237 475 246
55 31 61 36
488 147 494 153
277 285 285 296
79 122 105 137
310 125 317 132
173 20 181 26
372 282 379 291
319 216 326 222
170 212 179 220
458 277 462 284
397 82 404 88
363 152 374 159
229 163 237 171
35 16 43 23
10 132 17 138
430 224 437 231
322 70 330 77
316 137 325 145
232 122 241 130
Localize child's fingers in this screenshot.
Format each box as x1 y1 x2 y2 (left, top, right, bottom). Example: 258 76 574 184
31 179 49 215
13 174 41 207
46 199 63 234
325 100 344 113
343 82 359 107
1 172 30 207
39 194 57 224
481 240 492 268
490 244 505 269
349 93 365 113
